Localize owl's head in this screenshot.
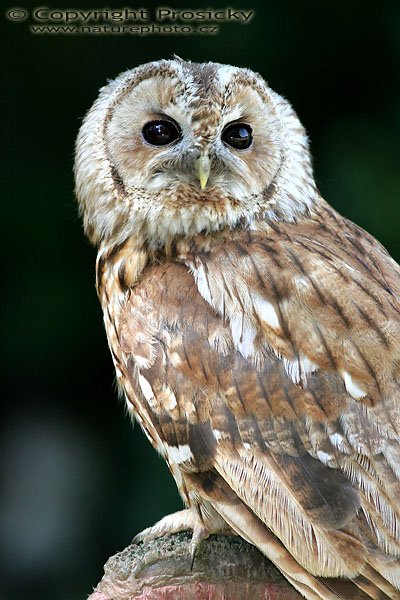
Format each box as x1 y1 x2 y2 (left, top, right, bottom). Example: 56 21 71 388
75 59 317 248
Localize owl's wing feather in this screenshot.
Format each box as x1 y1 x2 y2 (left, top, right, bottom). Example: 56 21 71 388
119 202 400 598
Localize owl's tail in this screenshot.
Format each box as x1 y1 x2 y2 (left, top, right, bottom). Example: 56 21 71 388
185 460 400 600
209 496 399 600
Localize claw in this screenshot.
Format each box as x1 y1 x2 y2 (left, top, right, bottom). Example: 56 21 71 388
189 523 209 570
131 531 145 544
190 546 196 571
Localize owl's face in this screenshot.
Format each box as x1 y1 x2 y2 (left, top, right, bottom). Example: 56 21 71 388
105 63 280 200
75 60 316 247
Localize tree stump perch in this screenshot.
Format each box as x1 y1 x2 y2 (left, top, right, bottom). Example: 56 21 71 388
88 533 302 599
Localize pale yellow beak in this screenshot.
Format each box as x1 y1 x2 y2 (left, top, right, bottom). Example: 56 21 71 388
195 154 211 190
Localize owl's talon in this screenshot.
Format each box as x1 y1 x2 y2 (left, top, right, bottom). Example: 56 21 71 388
189 524 209 570
190 545 196 571
131 530 148 544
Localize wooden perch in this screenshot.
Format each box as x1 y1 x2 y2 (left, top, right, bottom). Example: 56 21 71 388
88 532 302 599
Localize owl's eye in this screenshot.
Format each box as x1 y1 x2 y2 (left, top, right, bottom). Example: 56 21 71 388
142 120 181 146
222 123 253 150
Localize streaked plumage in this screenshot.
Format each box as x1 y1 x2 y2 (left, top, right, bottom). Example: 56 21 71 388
74 59 400 599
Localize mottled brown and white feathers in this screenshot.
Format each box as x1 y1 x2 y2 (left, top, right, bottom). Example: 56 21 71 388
74 59 400 599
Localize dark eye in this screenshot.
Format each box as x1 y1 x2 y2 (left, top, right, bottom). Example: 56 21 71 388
142 119 181 146
221 123 253 150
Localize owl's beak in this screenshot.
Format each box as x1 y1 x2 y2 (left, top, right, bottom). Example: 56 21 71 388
195 154 211 190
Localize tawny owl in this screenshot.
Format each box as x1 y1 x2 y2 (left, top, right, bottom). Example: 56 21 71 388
74 59 400 599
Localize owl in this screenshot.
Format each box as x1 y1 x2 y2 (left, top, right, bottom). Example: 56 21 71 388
74 59 400 599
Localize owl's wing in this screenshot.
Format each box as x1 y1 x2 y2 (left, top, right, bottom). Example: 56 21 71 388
119 202 400 599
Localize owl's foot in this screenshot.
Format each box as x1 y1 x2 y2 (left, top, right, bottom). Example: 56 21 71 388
132 506 231 566
132 507 204 544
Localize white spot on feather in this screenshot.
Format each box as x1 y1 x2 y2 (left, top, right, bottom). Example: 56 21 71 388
341 371 367 400
317 450 331 464
293 275 309 290
170 352 182 367
283 355 319 385
125 397 134 412
192 261 213 305
190 259 226 315
138 374 154 402
166 444 193 465
230 313 257 358
162 388 177 410
329 433 344 448
254 296 281 332
213 429 224 441
133 354 153 369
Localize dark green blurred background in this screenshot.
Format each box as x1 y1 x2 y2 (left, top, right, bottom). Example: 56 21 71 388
2 1 400 598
